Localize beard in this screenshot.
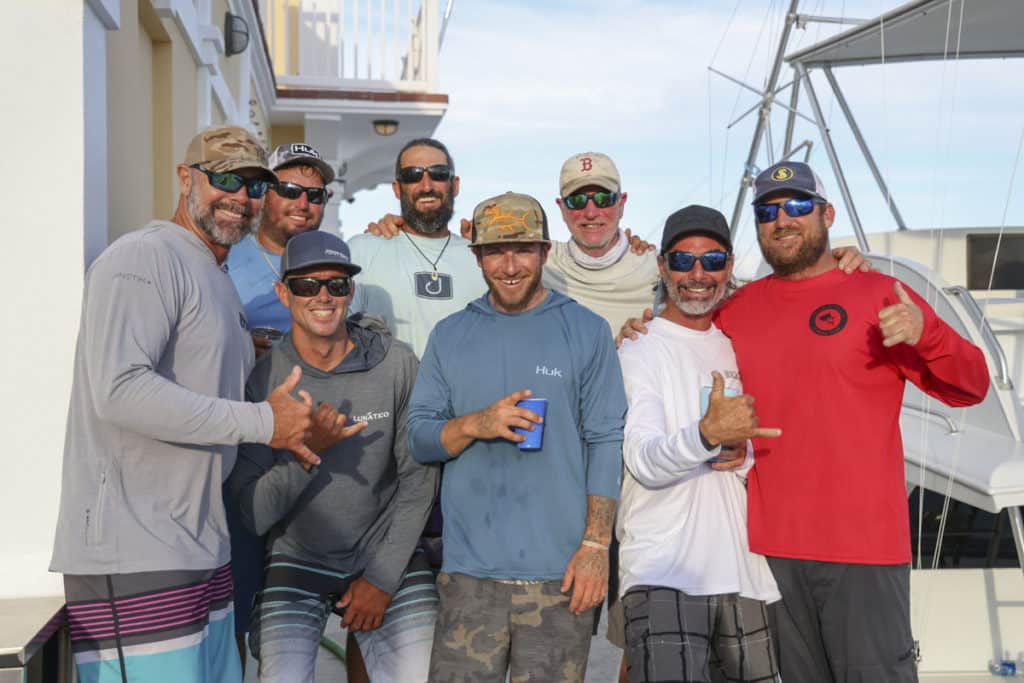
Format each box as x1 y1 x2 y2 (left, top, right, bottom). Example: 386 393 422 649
663 276 735 316
758 214 829 277
483 268 543 313
188 186 259 247
400 186 454 235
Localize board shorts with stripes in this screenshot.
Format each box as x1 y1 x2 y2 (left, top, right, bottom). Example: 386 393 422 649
622 586 780 683
248 549 437 683
429 572 595 682
63 563 240 683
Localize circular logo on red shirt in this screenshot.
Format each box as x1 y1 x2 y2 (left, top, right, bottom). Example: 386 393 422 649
809 304 847 336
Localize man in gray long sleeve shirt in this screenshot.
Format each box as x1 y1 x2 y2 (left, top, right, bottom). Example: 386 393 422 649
229 230 439 683
50 126 320 683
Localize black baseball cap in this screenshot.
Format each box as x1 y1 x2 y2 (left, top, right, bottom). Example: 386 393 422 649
280 231 361 279
660 205 732 253
752 161 829 203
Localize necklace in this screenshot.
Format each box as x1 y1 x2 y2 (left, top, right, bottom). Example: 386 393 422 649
255 235 282 279
402 230 451 281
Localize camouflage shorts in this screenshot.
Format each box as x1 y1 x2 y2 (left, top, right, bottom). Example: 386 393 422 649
428 572 593 683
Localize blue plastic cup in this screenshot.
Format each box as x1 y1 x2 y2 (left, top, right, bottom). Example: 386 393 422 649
514 398 548 451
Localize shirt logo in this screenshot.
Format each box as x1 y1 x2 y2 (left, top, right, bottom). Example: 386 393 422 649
239 312 248 330
414 272 453 299
536 365 563 377
350 409 391 423
809 304 847 336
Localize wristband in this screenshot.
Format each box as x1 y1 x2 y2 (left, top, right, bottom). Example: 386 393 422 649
698 427 719 452
581 540 608 550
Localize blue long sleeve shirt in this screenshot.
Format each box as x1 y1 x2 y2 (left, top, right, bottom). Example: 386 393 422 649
407 289 626 580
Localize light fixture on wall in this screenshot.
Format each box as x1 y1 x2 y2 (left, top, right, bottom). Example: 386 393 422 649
225 13 250 57
372 119 399 136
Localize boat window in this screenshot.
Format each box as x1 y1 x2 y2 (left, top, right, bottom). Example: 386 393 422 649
908 488 1021 569
967 235 1024 290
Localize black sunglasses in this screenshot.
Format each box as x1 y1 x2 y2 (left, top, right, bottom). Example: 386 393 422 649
754 197 825 223
665 250 730 272
285 276 351 297
396 165 453 184
191 165 269 198
272 181 331 205
562 191 620 210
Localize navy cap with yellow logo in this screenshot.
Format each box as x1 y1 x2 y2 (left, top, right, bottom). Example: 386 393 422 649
752 161 828 204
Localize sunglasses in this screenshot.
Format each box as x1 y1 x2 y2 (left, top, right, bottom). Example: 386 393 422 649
191 165 269 198
562 191 620 210
396 165 453 184
272 181 331 205
285 276 351 297
665 250 730 272
753 197 825 223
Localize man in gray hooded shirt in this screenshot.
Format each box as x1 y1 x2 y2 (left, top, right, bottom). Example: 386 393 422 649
229 230 439 683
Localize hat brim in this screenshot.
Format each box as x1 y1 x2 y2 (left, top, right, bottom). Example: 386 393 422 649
281 261 362 279
469 238 552 248
209 159 279 184
560 176 620 197
274 158 336 185
752 185 826 204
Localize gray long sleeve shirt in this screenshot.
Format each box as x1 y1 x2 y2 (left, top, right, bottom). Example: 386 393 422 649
229 318 438 594
50 221 274 575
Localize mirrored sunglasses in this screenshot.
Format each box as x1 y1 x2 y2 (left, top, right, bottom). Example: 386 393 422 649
754 197 824 223
562 191 620 210
665 250 730 272
191 165 269 198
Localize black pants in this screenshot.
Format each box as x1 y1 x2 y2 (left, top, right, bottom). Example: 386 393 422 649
767 558 918 683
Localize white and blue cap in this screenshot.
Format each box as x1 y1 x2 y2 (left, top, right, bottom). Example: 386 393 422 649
752 161 828 203
280 231 362 279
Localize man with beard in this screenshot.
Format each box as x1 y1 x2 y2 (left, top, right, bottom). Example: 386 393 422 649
50 126 322 683
617 206 782 683
407 192 626 682
714 162 989 682
228 142 335 357
348 138 480 358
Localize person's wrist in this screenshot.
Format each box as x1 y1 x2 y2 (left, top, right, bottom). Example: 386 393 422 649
698 421 720 450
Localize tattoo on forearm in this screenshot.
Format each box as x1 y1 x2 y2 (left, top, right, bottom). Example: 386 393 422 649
583 495 616 546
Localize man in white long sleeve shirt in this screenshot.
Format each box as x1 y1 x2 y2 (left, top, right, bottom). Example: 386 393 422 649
616 205 782 683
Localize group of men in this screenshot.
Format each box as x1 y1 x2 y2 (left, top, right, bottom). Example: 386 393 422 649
50 122 990 683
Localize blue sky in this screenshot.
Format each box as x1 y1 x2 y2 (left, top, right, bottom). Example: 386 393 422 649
335 0 1023 276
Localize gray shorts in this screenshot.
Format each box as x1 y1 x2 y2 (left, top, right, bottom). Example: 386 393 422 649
622 586 780 683
429 572 594 682
767 557 918 683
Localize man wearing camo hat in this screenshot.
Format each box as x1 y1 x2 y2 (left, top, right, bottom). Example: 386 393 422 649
407 192 627 681
50 126 321 683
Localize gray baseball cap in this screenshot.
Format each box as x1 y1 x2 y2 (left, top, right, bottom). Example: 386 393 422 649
752 161 828 203
268 143 336 185
280 231 361 278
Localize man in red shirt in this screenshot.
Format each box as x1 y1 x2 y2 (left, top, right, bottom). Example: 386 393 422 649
713 161 989 683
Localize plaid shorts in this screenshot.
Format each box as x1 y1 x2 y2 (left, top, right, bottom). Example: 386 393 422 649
622 586 780 683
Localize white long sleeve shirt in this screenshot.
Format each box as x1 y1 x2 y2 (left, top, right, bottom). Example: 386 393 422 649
616 317 779 602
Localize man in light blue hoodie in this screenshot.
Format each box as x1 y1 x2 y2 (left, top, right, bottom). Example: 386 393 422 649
407 192 627 682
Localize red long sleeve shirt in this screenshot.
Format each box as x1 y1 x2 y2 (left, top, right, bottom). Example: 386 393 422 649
716 269 989 564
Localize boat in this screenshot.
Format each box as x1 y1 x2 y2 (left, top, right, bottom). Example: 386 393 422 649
718 1 1024 678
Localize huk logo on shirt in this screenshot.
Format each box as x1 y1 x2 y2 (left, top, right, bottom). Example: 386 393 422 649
809 304 847 336
414 272 453 300
536 365 563 378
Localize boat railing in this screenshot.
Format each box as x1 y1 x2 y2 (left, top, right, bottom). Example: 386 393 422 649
944 285 1014 391
259 0 440 92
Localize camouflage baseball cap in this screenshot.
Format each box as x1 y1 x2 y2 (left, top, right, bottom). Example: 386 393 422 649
183 126 276 182
470 192 551 247
559 152 621 196
268 142 335 184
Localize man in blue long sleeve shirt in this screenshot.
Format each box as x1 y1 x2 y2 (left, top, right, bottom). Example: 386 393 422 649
407 192 627 682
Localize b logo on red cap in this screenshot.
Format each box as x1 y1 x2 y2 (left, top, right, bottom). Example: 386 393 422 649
770 167 793 182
